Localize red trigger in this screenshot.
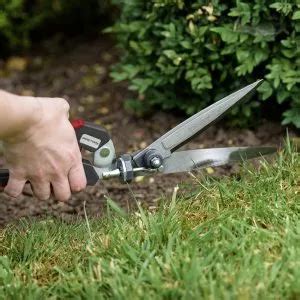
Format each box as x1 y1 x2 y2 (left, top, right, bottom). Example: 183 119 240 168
71 119 85 129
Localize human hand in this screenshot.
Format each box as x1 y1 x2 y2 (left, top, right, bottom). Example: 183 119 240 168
2 96 86 201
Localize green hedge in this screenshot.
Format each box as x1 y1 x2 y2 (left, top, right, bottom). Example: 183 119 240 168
108 0 300 128
0 0 111 55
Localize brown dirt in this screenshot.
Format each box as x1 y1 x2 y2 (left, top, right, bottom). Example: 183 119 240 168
0 36 287 226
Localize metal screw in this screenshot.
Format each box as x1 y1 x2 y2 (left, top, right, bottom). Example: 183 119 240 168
150 157 162 168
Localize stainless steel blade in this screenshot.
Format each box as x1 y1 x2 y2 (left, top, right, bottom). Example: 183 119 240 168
161 147 276 174
133 80 263 166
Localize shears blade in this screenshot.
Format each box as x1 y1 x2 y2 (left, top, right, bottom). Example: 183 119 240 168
133 80 263 166
161 146 276 174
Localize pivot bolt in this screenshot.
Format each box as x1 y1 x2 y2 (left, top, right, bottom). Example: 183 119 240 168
143 149 163 169
150 157 162 168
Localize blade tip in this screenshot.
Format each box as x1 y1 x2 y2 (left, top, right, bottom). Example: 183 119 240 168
255 79 264 86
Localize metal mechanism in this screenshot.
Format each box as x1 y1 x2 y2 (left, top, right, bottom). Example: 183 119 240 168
102 167 159 180
116 154 134 182
0 80 277 188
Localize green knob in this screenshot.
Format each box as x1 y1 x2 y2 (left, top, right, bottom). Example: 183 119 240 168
100 147 110 158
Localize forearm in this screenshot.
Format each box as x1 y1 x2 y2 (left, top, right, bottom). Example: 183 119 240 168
0 91 40 142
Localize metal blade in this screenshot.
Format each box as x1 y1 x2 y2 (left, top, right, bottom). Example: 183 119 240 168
161 146 276 174
133 80 263 166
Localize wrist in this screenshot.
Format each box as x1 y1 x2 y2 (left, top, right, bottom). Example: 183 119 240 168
0 92 42 143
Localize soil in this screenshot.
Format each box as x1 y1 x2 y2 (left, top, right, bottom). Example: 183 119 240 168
0 36 287 226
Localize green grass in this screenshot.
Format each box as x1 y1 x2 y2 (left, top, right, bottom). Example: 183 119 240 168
0 144 299 299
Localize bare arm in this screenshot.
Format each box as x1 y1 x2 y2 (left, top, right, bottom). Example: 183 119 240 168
0 91 86 201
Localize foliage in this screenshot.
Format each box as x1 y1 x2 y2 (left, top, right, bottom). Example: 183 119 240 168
108 0 300 128
0 0 111 55
0 145 298 298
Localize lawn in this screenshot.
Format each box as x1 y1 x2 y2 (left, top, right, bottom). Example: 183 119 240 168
0 142 299 299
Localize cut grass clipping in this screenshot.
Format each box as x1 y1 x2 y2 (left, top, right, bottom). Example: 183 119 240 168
0 143 299 299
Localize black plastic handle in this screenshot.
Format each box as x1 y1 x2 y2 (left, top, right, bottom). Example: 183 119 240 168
82 159 100 186
72 120 112 185
72 120 110 153
0 169 9 188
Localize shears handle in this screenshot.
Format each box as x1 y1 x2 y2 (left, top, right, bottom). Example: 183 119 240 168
71 119 110 153
0 119 111 188
72 119 113 185
0 169 9 188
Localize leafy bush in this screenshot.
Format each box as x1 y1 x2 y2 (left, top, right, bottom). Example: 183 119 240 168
0 0 111 55
108 0 300 128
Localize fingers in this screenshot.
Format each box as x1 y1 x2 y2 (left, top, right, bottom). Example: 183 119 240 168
31 163 86 201
51 177 71 202
4 166 86 201
5 176 51 200
31 180 51 200
68 163 87 193
3 161 86 201
4 176 26 198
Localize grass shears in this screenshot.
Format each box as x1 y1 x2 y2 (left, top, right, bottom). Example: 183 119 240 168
0 80 276 187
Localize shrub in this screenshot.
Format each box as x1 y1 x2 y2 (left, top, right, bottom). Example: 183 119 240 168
0 0 111 55
108 0 300 128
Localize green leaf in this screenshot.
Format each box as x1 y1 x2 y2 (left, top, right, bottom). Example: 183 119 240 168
236 49 250 62
277 89 289 104
254 49 268 64
180 40 192 49
211 27 238 43
282 108 300 128
270 2 293 15
292 10 300 20
0 13 9 28
163 49 177 59
258 81 273 100
110 71 129 82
